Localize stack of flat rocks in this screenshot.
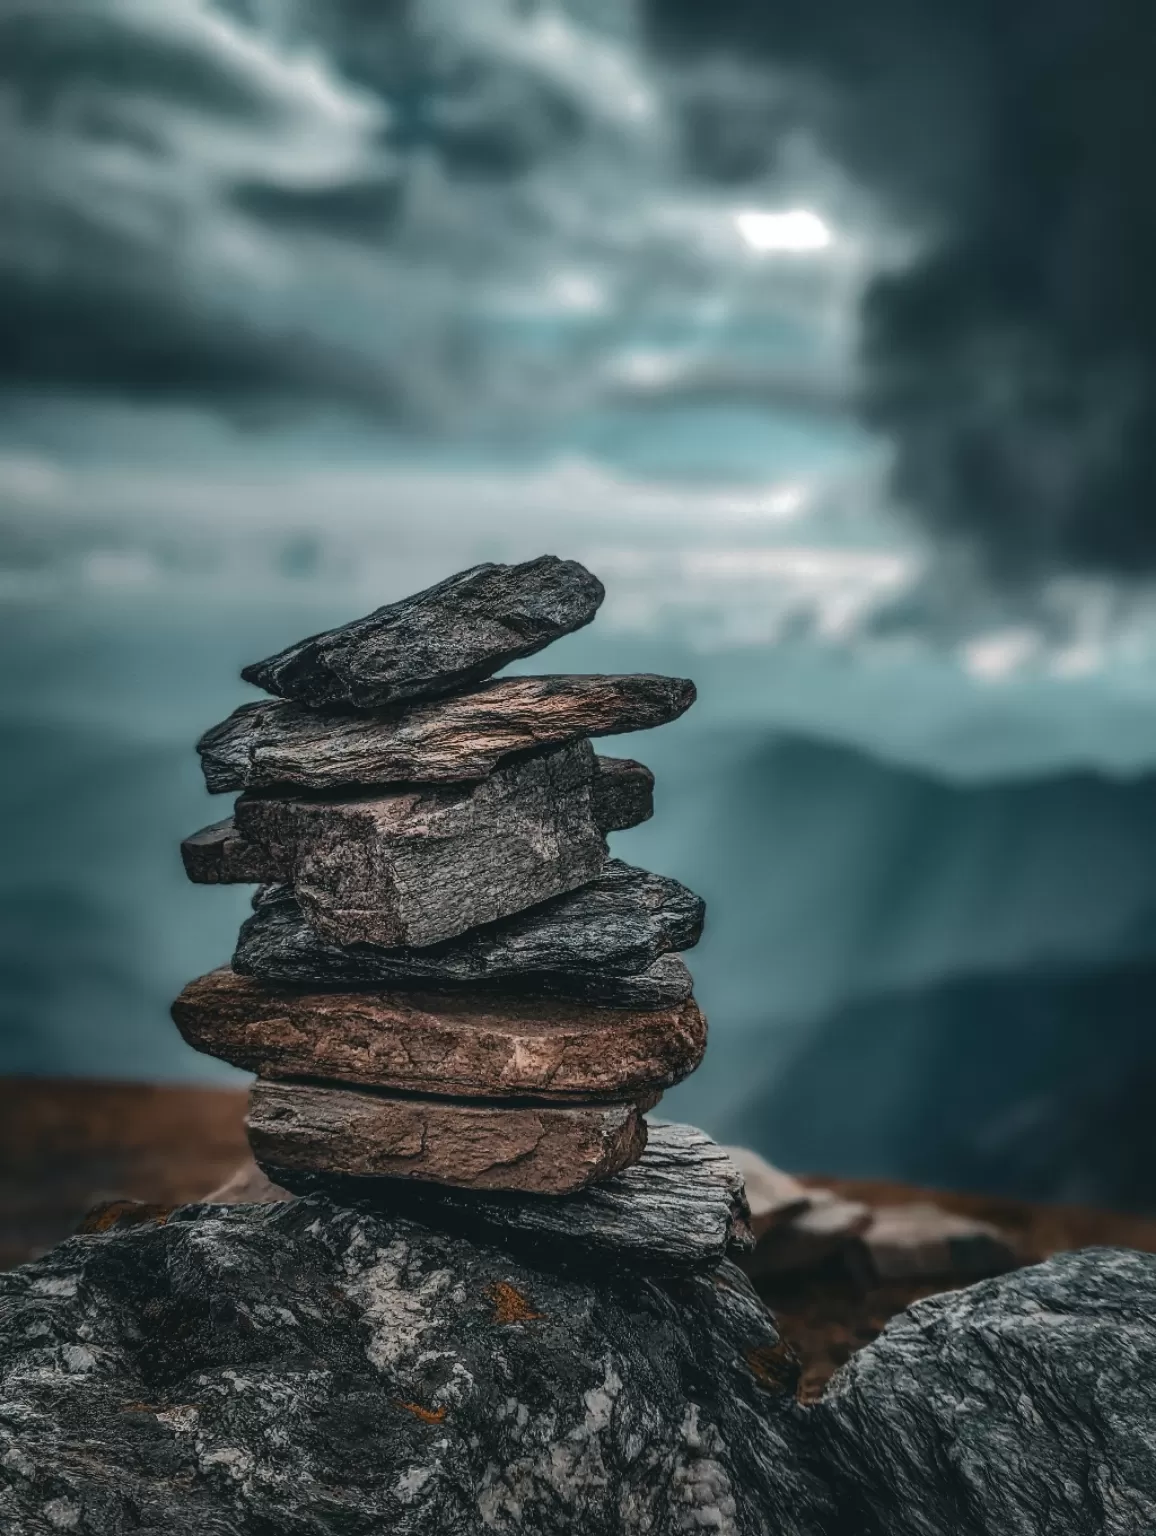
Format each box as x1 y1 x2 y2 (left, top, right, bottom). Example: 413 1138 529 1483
174 557 748 1269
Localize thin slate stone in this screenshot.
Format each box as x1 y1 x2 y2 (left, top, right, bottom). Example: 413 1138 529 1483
181 757 654 887
233 859 702 1008
172 966 706 1101
264 1121 753 1276
233 740 607 948
240 556 604 709
246 1079 648 1195
197 676 691 793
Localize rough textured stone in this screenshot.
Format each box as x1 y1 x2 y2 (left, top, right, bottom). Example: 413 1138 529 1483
723 1146 812 1238
268 1122 754 1276
173 968 707 1101
180 817 283 884
591 755 653 832
234 740 607 948
234 860 702 1008
182 759 655 888
246 1080 649 1194
198 677 690 792
0 1199 829 1535
241 556 605 709
811 1247 1156 1535
862 1203 1017 1284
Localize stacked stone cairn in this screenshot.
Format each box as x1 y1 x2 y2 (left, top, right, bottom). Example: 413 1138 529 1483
173 556 751 1270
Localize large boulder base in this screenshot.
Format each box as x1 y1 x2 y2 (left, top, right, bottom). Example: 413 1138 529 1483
241 556 604 708
198 676 691 792
246 1080 650 1195
233 740 607 948
0 1199 829 1535
233 860 703 1009
173 967 707 1101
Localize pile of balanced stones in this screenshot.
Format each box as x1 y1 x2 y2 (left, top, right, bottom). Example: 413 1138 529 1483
173 556 751 1270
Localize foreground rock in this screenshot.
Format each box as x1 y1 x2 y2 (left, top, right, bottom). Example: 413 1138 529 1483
234 740 606 947
0 1200 828 1535
173 968 706 1101
271 1122 754 1275
234 860 702 1007
198 676 690 792
811 1247 1156 1535
241 556 604 708
247 1080 648 1194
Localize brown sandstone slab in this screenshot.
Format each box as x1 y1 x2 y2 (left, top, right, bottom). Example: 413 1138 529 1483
198 675 692 794
241 556 604 709
246 1080 648 1194
233 739 607 947
182 756 652 887
172 967 706 1101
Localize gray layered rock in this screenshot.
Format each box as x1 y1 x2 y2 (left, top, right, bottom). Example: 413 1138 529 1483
182 759 654 887
0 1199 827 1535
233 740 607 948
233 859 703 1008
811 1246 1156 1535
267 1121 754 1275
241 556 604 709
197 676 690 792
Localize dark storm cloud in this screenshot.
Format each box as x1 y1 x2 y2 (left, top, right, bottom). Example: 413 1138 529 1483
0 0 403 415
647 0 1156 578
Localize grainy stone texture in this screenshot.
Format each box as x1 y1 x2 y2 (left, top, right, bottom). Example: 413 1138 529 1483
591 755 653 832
0 1199 830 1535
173 968 706 1101
234 740 607 947
234 860 702 1008
246 1080 649 1194
241 556 604 708
180 817 284 884
268 1122 754 1276
182 759 655 887
198 676 690 792
811 1247 1156 1535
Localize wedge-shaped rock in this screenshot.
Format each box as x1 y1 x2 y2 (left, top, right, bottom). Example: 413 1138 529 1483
241 556 604 709
180 817 278 885
234 859 702 1007
182 757 654 887
591 755 653 832
197 676 691 793
234 740 607 948
173 967 706 1101
265 1121 753 1275
246 1080 648 1194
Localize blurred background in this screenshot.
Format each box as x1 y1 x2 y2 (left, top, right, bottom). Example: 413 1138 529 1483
5 0 1156 1211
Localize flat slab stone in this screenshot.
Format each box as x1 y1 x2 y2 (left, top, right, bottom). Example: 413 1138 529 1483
233 859 703 1008
723 1145 812 1238
198 676 691 793
265 1122 754 1275
173 967 707 1101
241 556 604 709
234 740 607 948
246 1080 648 1194
182 758 654 887
744 1192 873 1278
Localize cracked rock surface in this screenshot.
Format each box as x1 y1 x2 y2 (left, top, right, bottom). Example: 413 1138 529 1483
0 1199 827 1535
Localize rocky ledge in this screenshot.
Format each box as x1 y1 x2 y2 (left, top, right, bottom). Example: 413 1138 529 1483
1 1201 1153 1535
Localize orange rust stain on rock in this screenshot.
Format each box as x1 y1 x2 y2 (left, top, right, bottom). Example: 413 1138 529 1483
745 1342 800 1395
78 1200 173 1235
395 1400 448 1425
487 1281 545 1325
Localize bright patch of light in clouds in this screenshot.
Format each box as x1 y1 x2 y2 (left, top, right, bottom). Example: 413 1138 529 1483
735 208 833 254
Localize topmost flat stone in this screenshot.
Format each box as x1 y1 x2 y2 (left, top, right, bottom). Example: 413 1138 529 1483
241 557 605 709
